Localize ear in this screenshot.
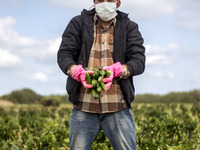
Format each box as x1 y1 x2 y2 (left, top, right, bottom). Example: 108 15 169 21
116 0 121 8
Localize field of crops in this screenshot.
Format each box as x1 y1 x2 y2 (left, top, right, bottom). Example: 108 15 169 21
0 103 200 150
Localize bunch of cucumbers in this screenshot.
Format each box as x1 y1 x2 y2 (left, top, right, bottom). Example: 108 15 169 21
85 67 111 99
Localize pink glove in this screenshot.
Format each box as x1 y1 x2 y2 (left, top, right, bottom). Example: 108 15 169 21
71 65 94 88
104 82 112 92
102 62 123 91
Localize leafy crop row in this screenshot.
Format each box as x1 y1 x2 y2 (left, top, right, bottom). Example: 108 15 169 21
0 103 199 149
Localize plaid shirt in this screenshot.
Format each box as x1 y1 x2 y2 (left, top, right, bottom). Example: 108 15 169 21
68 14 129 113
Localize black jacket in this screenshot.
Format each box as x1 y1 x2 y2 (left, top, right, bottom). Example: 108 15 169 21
57 9 145 107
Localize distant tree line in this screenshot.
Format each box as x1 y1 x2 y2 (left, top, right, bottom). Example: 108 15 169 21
134 90 199 103
1 88 69 106
1 88 200 105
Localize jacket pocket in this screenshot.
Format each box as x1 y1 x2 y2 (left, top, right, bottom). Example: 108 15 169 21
66 77 81 104
119 77 135 107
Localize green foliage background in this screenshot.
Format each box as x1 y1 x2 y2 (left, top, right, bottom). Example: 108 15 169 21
0 88 200 149
0 103 200 149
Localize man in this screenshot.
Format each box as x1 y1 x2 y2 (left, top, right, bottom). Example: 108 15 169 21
57 0 145 149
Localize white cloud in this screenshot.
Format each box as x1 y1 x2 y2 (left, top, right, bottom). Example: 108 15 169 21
145 43 179 66
121 0 175 19
46 37 62 56
20 37 61 62
146 43 180 54
41 0 200 32
0 16 62 65
147 55 173 66
150 72 175 79
0 16 16 29
44 0 200 32
0 17 17 45
0 17 35 48
0 48 21 67
145 44 161 55
43 0 175 19
40 0 200 33
30 72 48 82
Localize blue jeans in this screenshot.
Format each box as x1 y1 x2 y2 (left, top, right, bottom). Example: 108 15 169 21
69 108 137 150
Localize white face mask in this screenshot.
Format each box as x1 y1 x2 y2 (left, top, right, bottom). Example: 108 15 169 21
95 2 118 22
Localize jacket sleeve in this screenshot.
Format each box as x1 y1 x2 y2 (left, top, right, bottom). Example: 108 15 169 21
125 21 146 77
57 16 82 75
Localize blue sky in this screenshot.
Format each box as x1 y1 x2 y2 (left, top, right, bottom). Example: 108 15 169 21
0 0 200 96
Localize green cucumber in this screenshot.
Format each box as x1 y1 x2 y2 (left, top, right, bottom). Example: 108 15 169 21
92 88 99 99
86 72 91 84
100 81 106 91
105 70 111 78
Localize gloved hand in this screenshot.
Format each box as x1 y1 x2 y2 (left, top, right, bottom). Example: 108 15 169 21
71 65 94 88
101 62 123 91
104 82 112 92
